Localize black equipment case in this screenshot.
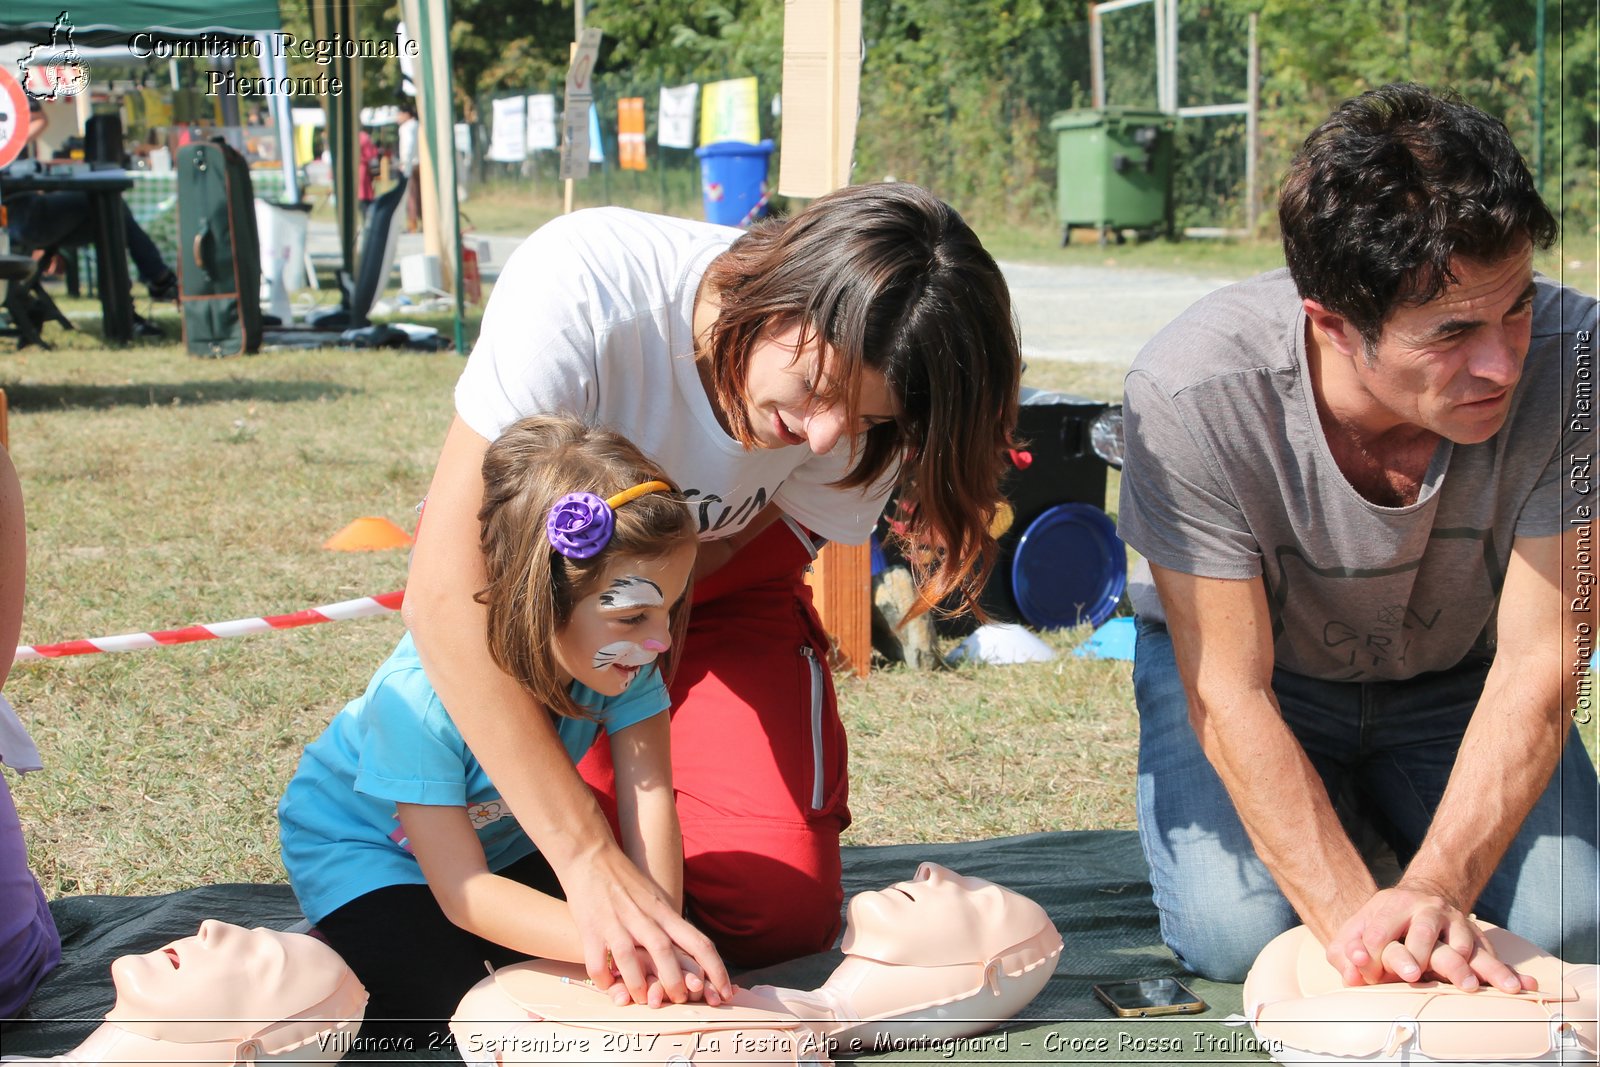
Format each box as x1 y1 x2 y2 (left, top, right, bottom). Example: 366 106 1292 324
176 140 261 356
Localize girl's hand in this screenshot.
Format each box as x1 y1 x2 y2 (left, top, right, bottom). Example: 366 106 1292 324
604 947 732 1008
672 948 731 1006
563 843 731 1006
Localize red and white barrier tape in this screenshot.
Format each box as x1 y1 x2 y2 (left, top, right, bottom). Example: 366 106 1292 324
737 192 771 229
14 591 406 663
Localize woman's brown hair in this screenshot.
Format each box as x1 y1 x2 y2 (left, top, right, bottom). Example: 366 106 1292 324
698 182 1021 614
476 415 697 719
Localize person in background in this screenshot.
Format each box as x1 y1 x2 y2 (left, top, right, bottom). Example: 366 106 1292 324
4 102 178 319
397 102 420 234
357 129 378 221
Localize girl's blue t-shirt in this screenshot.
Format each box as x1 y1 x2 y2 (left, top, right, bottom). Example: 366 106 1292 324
278 632 668 924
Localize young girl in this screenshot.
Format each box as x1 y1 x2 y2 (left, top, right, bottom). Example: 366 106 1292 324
278 415 721 1045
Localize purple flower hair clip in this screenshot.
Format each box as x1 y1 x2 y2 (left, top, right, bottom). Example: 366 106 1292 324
546 480 674 560
546 493 615 559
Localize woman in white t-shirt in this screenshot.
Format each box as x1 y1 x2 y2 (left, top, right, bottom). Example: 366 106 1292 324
407 182 1021 1002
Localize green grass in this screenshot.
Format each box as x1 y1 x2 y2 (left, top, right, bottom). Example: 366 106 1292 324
842 631 1136 846
4 310 458 895
0 305 1136 897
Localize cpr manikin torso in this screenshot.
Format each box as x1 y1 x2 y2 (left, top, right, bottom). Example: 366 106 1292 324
1244 924 1598 1065
450 863 1062 1065
2 920 368 1066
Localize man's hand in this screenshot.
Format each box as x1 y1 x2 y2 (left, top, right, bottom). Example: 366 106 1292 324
561 844 732 1008
1328 884 1532 992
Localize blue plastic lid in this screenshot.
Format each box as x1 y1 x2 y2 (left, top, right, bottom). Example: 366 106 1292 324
1010 503 1127 630
695 139 775 158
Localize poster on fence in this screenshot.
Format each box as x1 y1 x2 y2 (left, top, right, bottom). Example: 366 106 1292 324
525 94 557 150
617 97 646 170
700 77 759 145
293 122 317 166
658 83 698 149
487 95 528 161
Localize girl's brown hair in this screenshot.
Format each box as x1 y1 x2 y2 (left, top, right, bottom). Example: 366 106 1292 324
476 415 697 719
698 182 1021 615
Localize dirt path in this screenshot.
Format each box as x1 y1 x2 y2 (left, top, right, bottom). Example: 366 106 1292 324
348 224 1244 370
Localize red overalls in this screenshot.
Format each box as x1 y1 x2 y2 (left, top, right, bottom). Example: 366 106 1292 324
578 519 850 967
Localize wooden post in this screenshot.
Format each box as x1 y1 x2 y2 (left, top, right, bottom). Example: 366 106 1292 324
809 542 872 676
781 0 873 676
1089 4 1105 110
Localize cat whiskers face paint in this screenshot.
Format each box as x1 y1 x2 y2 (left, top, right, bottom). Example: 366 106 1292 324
591 575 669 691
597 575 664 611
553 544 695 697
592 639 669 690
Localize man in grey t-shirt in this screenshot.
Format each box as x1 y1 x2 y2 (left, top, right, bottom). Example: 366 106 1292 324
1118 83 1597 989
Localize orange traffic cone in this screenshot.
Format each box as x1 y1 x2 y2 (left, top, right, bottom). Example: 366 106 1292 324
324 516 414 552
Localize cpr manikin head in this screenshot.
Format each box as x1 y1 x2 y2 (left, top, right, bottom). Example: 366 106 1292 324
1244 923 1598 1065
763 861 1063 1047
449 863 1062 1064
2 920 368 1065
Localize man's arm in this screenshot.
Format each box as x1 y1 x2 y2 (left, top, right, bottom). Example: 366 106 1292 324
1149 564 1381 948
1334 530 1581 990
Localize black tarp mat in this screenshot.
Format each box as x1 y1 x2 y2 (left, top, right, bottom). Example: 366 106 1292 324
4 831 1271 1063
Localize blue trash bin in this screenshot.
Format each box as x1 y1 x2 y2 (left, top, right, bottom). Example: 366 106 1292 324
695 140 775 227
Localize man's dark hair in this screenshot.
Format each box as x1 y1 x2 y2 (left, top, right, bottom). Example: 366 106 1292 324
1279 82 1557 346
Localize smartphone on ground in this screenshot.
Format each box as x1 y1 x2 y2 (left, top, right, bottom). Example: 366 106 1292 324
1091 976 1207 1018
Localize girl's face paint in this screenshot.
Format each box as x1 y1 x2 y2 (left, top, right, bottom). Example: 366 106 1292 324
591 638 670 670
597 575 665 612
591 639 660 691
552 546 695 697
591 621 675 690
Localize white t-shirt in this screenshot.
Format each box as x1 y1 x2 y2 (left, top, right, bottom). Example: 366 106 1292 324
456 207 894 544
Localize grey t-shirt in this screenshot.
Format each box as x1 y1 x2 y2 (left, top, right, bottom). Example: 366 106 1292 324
1118 268 1596 682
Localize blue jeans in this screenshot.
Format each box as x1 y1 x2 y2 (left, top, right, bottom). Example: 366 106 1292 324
6 191 171 285
1133 616 1599 981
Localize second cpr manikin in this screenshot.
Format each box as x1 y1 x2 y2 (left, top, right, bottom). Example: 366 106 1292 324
450 864 1063 1065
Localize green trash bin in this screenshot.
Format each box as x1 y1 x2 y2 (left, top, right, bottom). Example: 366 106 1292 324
1049 107 1176 246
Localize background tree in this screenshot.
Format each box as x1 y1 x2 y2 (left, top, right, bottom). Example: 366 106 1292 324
308 0 1595 244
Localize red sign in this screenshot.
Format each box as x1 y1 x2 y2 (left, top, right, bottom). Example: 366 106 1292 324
0 66 31 169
